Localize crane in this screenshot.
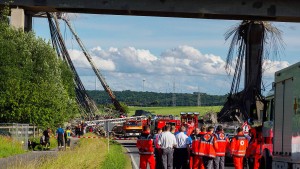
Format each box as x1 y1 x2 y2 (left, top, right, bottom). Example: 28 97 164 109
62 17 126 115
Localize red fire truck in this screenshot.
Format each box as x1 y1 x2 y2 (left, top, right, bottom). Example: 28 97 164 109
152 115 181 133
180 112 199 136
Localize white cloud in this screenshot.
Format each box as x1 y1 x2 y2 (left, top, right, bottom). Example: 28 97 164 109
67 45 289 94
68 49 116 71
262 60 289 77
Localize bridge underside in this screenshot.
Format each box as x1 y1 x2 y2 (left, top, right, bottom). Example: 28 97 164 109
2 0 300 22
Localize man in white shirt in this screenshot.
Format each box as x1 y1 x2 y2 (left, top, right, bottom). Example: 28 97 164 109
158 125 177 169
174 126 189 169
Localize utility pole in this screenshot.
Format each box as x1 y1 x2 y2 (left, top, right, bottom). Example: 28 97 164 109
143 79 145 92
197 86 201 106
172 81 176 107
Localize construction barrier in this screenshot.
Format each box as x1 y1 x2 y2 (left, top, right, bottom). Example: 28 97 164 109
51 136 138 140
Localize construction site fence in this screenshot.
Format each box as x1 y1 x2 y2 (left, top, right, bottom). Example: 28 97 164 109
0 123 39 150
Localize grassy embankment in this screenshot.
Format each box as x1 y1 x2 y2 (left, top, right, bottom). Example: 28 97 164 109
128 106 222 116
0 136 26 158
10 134 131 169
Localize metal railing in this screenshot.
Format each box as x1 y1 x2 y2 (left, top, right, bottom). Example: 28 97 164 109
85 116 147 126
0 123 30 149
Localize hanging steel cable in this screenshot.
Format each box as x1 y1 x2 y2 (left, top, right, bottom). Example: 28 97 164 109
217 20 283 123
61 16 126 116
47 12 98 118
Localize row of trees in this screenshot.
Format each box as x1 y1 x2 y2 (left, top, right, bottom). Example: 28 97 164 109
0 19 79 128
87 90 227 107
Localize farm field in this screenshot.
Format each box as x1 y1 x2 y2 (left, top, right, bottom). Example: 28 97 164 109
128 106 222 116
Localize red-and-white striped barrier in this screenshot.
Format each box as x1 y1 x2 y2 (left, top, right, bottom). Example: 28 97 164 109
113 137 137 140
51 135 137 140
72 136 103 139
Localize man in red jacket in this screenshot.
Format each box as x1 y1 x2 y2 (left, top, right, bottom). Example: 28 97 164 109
137 125 155 169
199 126 218 169
231 127 249 169
190 126 206 169
214 125 230 169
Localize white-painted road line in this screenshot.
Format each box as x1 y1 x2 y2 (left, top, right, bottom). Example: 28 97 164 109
125 147 139 169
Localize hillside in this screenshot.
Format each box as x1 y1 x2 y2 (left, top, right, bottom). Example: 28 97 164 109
86 90 227 107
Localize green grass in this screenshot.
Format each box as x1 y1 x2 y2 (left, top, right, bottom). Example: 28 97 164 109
128 106 222 116
0 136 25 158
9 133 132 169
101 140 132 169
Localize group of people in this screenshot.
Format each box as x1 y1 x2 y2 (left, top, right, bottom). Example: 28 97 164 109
137 124 254 169
75 122 87 136
55 125 73 150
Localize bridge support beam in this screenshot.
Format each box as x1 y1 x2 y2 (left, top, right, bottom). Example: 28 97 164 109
3 0 300 22
10 8 32 32
10 8 24 30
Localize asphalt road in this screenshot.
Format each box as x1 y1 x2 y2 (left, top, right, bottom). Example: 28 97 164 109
117 140 235 169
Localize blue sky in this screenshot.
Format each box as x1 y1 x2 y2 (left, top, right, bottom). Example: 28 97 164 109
33 14 300 95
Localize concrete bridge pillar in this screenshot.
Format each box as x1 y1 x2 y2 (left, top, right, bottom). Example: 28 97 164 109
10 8 32 31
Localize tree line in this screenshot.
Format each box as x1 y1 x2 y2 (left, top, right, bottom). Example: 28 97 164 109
87 90 227 107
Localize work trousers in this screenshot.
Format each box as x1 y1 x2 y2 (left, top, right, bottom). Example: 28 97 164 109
233 156 244 169
202 156 214 169
213 156 225 169
140 154 155 169
57 135 64 147
162 148 174 169
174 148 188 169
189 153 193 169
248 157 254 169
193 156 205 169
254 155 261 169
65 138 71 147
155 148 163 169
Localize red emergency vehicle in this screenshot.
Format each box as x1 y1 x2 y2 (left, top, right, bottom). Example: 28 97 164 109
123 117 150 137
153 115 181 133
248 62 300 169
180 112 199 136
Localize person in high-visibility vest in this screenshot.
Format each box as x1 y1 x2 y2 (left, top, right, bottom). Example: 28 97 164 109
190 126 206 169
189 128 200 169
247 128 264 169
246 128 258 169
231 127 249 169
213 125 230 169
136 125 155 169
64 126 73 149
198 126 218 169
